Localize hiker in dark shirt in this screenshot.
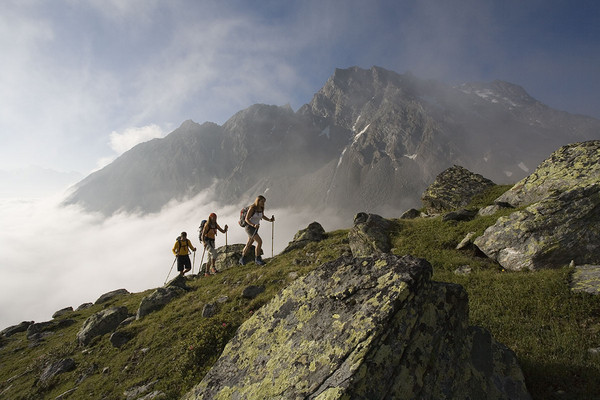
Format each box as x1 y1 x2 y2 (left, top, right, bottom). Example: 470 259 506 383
172 232 196 276
201 213 228 275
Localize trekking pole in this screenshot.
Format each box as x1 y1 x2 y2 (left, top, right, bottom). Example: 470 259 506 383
271 216 274 258
199 246 206 276
164 256 177 285
192 250 196 275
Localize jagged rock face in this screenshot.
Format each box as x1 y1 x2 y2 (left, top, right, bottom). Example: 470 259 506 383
475 184 600 271
495 140 600 207
63 66 600 217
422 165 495 213
474 141 600 271
183 254 530 400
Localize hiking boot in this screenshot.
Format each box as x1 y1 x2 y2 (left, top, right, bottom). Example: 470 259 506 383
255 257 265 266
239 256 246 266
210 267 218 274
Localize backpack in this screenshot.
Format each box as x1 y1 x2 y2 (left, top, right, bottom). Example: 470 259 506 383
198 220 207 241
239 206 250 227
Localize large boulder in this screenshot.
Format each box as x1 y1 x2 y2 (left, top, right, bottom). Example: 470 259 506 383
495 140 600 207
474 185 600 270
422 165 495 213
348 212 392 257
183 254 530 400
474 141 600 271
77 306 129 346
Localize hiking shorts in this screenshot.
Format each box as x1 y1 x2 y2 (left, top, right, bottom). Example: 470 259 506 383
177 254 191 271
205 239 217 262
245 225 259 238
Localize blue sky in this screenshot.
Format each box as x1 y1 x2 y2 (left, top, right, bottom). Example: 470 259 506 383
1 0 599 177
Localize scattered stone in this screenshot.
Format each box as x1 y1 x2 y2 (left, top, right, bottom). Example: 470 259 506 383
38 358 76 383
110 331 133 348
95 289 130 305
216 296 229 304
76 303 93 311
202 303 217 318
282 222 326 253
348 212 392 257
1 321 34 337
119 316 136 328
27 321 57 342
77 306 129 346
400 208 421 219
137 287 186 320
165 275 188 289
422 165 495 214
442 208 478 222
571 265 600 295
52 307 73 319
242 285 265 299
454 265 472 275
124 380 159 400
183 254 530 400
456 232 477 250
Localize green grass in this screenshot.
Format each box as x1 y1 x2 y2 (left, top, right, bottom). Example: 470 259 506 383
1 186 599 399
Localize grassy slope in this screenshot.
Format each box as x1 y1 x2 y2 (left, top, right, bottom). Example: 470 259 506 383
1 185 599 399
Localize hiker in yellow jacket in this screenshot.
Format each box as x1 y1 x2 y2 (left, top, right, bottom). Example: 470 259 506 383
172 232 196 276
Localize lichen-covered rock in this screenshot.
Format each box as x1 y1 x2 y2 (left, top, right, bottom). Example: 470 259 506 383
422 165 495 213
571 265 600 295
474 184 600 270
77 306 129 346
495 140 600 208
282 222 326 253
348 212 392 257
183 254 530 400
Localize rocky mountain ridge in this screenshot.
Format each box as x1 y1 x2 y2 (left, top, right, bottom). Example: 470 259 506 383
64 66 600 217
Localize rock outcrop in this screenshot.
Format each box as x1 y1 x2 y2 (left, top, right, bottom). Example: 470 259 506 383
422 165 495 214
183 254 530 400
282 222 326 253
475 141 600 271
495 140 600 207
77 306 129 346
348 212 392 257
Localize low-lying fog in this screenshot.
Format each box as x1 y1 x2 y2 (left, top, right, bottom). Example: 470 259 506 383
0 189 346 330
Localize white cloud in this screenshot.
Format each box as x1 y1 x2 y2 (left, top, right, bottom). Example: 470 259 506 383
109 124 165 155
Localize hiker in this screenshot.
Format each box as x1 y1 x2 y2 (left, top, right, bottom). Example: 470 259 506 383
172 232 197 276
240 195 275 266
201 213 228 275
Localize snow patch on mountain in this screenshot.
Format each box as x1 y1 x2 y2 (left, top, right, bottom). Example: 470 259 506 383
353 124 370 144
404 153 418 160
